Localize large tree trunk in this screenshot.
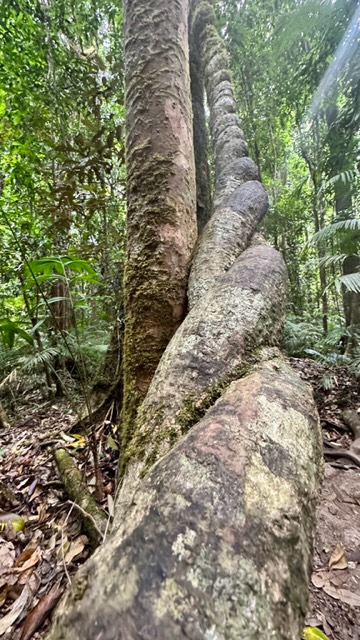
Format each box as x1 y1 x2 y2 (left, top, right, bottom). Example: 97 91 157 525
47 1 322 638
48 354 322 640
122 0 197 445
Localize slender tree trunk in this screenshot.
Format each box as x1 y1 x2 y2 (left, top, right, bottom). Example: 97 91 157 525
189 6 212 232
47 2 322 638
334 178 360 355
297 119 329 333
343 254 360 355
50 280 73 331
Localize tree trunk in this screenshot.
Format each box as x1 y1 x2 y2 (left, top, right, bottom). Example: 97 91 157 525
122 0 197 447
343 254 360 355
47 354 322 640
46 1 322 637
189 5 212 233
50 280 73 331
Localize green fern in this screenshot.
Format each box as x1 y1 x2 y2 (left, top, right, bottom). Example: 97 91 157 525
17 348 59 374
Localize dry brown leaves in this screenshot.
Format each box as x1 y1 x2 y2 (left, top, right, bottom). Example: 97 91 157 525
0 396 117 639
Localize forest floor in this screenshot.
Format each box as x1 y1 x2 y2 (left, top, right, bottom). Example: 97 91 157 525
0 358 359 640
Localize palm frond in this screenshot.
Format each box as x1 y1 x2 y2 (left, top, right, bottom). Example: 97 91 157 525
319 254 347 268
328 170 356 187
311 218 360 243
17 348 59 374
338 272 360 293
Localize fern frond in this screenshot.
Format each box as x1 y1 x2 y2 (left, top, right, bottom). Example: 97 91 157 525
17 348 59 374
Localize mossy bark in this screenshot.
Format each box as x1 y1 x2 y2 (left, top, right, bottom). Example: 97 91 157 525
47 357 322 640
122 0 197 447
117 243 287 513
188 1 264 307
46 2 322 637
54 449 107 548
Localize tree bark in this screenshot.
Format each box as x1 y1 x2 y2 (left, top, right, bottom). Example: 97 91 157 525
118 242 287 503
188 2 264 306
189 7 212 233
122 0 197 446
46 2 322 638
47 355 322 640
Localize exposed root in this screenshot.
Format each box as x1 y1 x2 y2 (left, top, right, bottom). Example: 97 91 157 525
54 448 107 548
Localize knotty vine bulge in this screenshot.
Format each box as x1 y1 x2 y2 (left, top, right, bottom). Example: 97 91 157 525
47 1 323 638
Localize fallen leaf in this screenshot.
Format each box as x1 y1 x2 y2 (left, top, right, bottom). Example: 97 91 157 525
20 587 63 640
323 584 360 607
0 538 16 580
107 494 114 518
0 512 26 532
106 434 118 451
64 535 87 564
15 548 40 572
329 543 348 570
311 572 330 589
0 584 31 635
60 432 75 443
15 545 37 567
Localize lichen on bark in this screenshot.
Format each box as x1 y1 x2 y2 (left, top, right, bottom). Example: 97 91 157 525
45 2 323 637
47 357 323 640
122 0 197 449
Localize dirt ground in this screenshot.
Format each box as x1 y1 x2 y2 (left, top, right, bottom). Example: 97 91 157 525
307 465 360 639
0 358 359 639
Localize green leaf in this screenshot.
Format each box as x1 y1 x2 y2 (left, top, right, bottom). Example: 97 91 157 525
27 257 65 276
60 256 98 276
0 319 34 347
339 272 360 294
47 296 70 304
311 218 360 244
303 627 330 640
70 274 100 284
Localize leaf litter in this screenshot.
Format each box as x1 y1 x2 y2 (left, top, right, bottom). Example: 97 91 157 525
0 359 359 639
0 391 118 639
291 358 360 640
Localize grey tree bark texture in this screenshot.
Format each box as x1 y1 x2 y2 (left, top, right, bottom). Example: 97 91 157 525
46 1 323 638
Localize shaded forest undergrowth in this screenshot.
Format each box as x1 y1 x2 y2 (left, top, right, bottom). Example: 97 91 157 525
0 357 359 640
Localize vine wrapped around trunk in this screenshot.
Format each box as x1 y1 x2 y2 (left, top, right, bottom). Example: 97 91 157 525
46 1 323 638
47 355 322 640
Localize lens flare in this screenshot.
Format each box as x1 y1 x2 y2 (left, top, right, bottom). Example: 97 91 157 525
308 3 360 121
